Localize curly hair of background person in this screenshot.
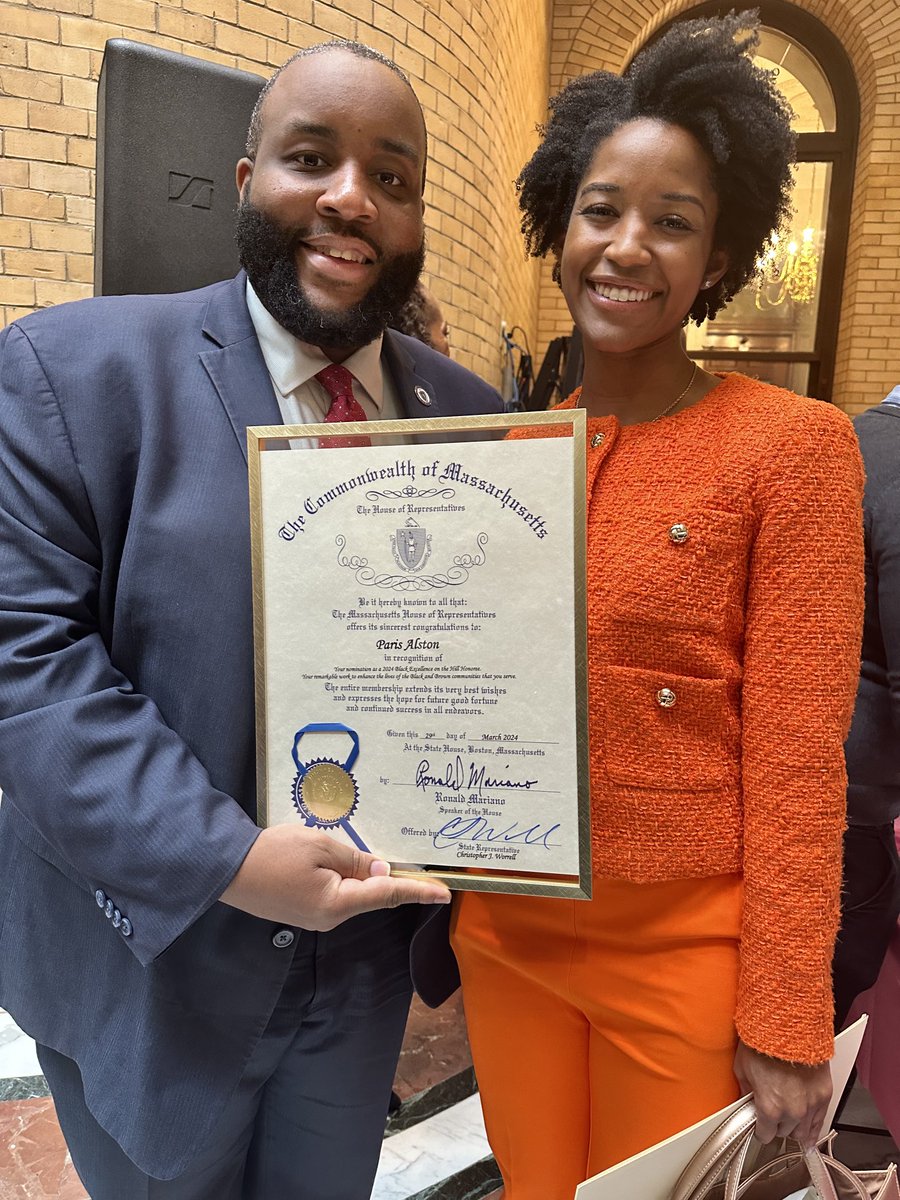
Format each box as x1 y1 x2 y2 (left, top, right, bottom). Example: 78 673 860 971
390 282 451 355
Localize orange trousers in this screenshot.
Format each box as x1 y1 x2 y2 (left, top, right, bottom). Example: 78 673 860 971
451 874 744 1200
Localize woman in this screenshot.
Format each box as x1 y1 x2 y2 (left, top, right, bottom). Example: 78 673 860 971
391 281 452 356
451 13 865 1198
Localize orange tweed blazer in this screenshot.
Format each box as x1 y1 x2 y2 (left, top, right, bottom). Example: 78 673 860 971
542 373 864 1064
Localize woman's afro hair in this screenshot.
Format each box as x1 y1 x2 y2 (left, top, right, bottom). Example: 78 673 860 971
517 10 796 324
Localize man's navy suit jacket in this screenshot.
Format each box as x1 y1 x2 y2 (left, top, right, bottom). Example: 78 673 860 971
0 272 502 1177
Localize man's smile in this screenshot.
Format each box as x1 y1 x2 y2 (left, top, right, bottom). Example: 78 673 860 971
299 233 378 265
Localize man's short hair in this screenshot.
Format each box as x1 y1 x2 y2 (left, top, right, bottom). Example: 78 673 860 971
245 40 425 180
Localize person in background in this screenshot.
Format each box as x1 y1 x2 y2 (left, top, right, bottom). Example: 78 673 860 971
834 386 900 1028
450 14 865 1198
0 40 500 1200
392 281 451 355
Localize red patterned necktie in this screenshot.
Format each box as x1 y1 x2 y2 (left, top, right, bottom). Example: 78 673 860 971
314 363 371 448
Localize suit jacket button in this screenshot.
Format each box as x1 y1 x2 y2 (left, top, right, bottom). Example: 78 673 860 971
111 909 122 928
272 929 295 949
656 687 677 708
120 918 133 937
414 386 432 406
95 889 107 908
668 523 689 544
104 899 115 919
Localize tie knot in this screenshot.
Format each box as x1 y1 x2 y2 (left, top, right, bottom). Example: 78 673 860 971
313 363 370 446
315 364 356 402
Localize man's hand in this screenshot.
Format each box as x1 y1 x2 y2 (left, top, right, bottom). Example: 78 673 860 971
733 1039 832 1148
219 825 450 931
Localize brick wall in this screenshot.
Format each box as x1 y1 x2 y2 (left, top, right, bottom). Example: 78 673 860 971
0 0 550 390
541 0 900 414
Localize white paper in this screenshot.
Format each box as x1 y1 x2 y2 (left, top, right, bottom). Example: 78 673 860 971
256 433 584 881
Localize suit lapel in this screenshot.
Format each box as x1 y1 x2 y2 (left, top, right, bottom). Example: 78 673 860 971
199 273 282 463
382 329 443 417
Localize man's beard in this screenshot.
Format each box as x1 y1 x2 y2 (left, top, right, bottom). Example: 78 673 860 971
235 200 425 352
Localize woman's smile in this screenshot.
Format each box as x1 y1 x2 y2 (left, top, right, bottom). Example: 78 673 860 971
586 278 659 304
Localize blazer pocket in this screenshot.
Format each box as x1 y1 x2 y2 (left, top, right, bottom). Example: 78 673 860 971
609 507 743 632
8 811 91 894
598 664 727 791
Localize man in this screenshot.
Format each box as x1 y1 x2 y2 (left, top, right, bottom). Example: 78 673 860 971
834 386 900 1028
0 42 501 1198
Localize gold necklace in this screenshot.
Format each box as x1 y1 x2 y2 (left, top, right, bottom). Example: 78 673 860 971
650 361 698 423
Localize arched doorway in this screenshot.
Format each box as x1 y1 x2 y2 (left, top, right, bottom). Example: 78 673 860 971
653 2 860 402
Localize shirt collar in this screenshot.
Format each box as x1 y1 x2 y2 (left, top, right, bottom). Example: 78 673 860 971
883 385 900 408
246 281 384 411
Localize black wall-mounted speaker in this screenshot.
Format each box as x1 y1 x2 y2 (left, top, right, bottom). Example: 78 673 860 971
95 39 265 297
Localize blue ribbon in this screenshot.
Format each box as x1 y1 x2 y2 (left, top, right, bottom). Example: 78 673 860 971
291 723 369 852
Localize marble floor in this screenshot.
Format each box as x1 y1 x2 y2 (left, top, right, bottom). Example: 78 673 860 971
2 994 897 1200
0 996 501 1200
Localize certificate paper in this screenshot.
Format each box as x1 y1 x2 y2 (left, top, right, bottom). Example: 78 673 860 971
248 411 590 897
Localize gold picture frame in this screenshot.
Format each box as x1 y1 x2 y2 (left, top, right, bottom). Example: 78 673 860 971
248 409 590 898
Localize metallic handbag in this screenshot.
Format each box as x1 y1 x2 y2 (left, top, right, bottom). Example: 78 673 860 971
670 1099 900 1200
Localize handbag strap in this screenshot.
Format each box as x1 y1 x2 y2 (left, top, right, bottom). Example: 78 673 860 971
723 1128 756 1200
726 1140 870 1200
670 1102 758 1200
805 1147 842 1200
670 1102 874 1200
813 1147 889 1200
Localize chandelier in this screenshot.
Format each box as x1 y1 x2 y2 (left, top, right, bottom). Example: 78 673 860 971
754 227 819 308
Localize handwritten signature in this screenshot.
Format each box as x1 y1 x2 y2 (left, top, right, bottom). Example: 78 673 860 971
415 755 538 797
432 815 561 850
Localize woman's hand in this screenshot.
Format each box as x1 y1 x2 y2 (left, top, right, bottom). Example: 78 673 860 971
733 1039 832 1148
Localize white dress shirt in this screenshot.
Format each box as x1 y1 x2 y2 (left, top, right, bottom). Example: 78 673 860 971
246 281 404 447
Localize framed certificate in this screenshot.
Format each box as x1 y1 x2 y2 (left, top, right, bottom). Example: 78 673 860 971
248 410 590 898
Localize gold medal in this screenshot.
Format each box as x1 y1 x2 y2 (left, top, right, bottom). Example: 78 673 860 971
300 761 357 824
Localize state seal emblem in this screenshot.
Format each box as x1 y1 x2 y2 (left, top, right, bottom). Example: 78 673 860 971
391 518 431 572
